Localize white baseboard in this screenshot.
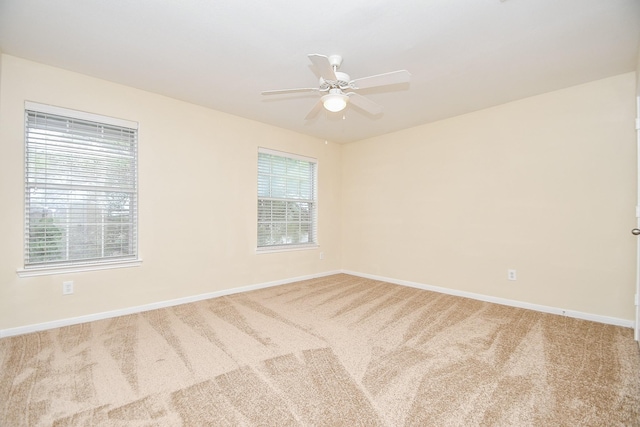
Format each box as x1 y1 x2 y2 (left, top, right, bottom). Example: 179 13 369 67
2 269 632 338
342 270 635 329
0 270 342 338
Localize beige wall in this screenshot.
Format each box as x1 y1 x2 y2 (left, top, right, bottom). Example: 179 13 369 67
0 54 637 331
0 55 342 330
342 72 637 321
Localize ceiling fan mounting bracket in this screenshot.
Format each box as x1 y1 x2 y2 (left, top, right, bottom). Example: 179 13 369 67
328 55 343 69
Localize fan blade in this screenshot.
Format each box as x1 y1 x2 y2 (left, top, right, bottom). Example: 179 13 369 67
308 54 337 81
262 88 318 95
350 70 411 89
305 100 323 120
347 93 383 115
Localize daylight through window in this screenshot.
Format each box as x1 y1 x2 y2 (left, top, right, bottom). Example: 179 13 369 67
24 103 138 269
258 148 317 250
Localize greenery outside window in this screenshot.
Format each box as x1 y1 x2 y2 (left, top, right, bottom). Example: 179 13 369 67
22 102 139 274
257 148 317 251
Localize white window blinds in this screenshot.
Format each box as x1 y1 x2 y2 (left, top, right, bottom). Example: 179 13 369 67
258 148 317 249
24 103 138 269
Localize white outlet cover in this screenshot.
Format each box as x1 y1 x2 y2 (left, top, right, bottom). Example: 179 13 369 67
63 281 74 294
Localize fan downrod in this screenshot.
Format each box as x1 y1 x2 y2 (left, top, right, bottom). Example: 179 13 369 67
328 55 343 69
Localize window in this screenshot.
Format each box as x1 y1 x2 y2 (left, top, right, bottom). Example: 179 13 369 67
257 148 317 250
22 102 139 274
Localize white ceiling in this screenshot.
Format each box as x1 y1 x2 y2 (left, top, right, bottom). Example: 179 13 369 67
0 0 639 144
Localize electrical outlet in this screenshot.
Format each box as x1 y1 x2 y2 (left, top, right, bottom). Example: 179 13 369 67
63 281 74 295
319 252 325 260
507 269 517 281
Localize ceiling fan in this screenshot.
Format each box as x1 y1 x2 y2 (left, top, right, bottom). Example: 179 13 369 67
261 54 411 119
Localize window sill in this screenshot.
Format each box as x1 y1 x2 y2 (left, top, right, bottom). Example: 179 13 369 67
255 244 319 254
17 259 143 278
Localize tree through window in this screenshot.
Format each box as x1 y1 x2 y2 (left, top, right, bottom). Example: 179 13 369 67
24 103 138 269
257 148 317 250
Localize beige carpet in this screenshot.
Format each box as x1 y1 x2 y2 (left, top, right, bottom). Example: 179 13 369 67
1 273 639 426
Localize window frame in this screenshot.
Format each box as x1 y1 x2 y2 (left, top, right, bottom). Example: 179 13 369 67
256 147 318 253
17 102 141 277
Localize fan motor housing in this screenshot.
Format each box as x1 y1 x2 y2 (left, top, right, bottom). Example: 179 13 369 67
319 71 351 90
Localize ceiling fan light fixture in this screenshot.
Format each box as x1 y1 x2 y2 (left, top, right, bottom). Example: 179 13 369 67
321 89 349 112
